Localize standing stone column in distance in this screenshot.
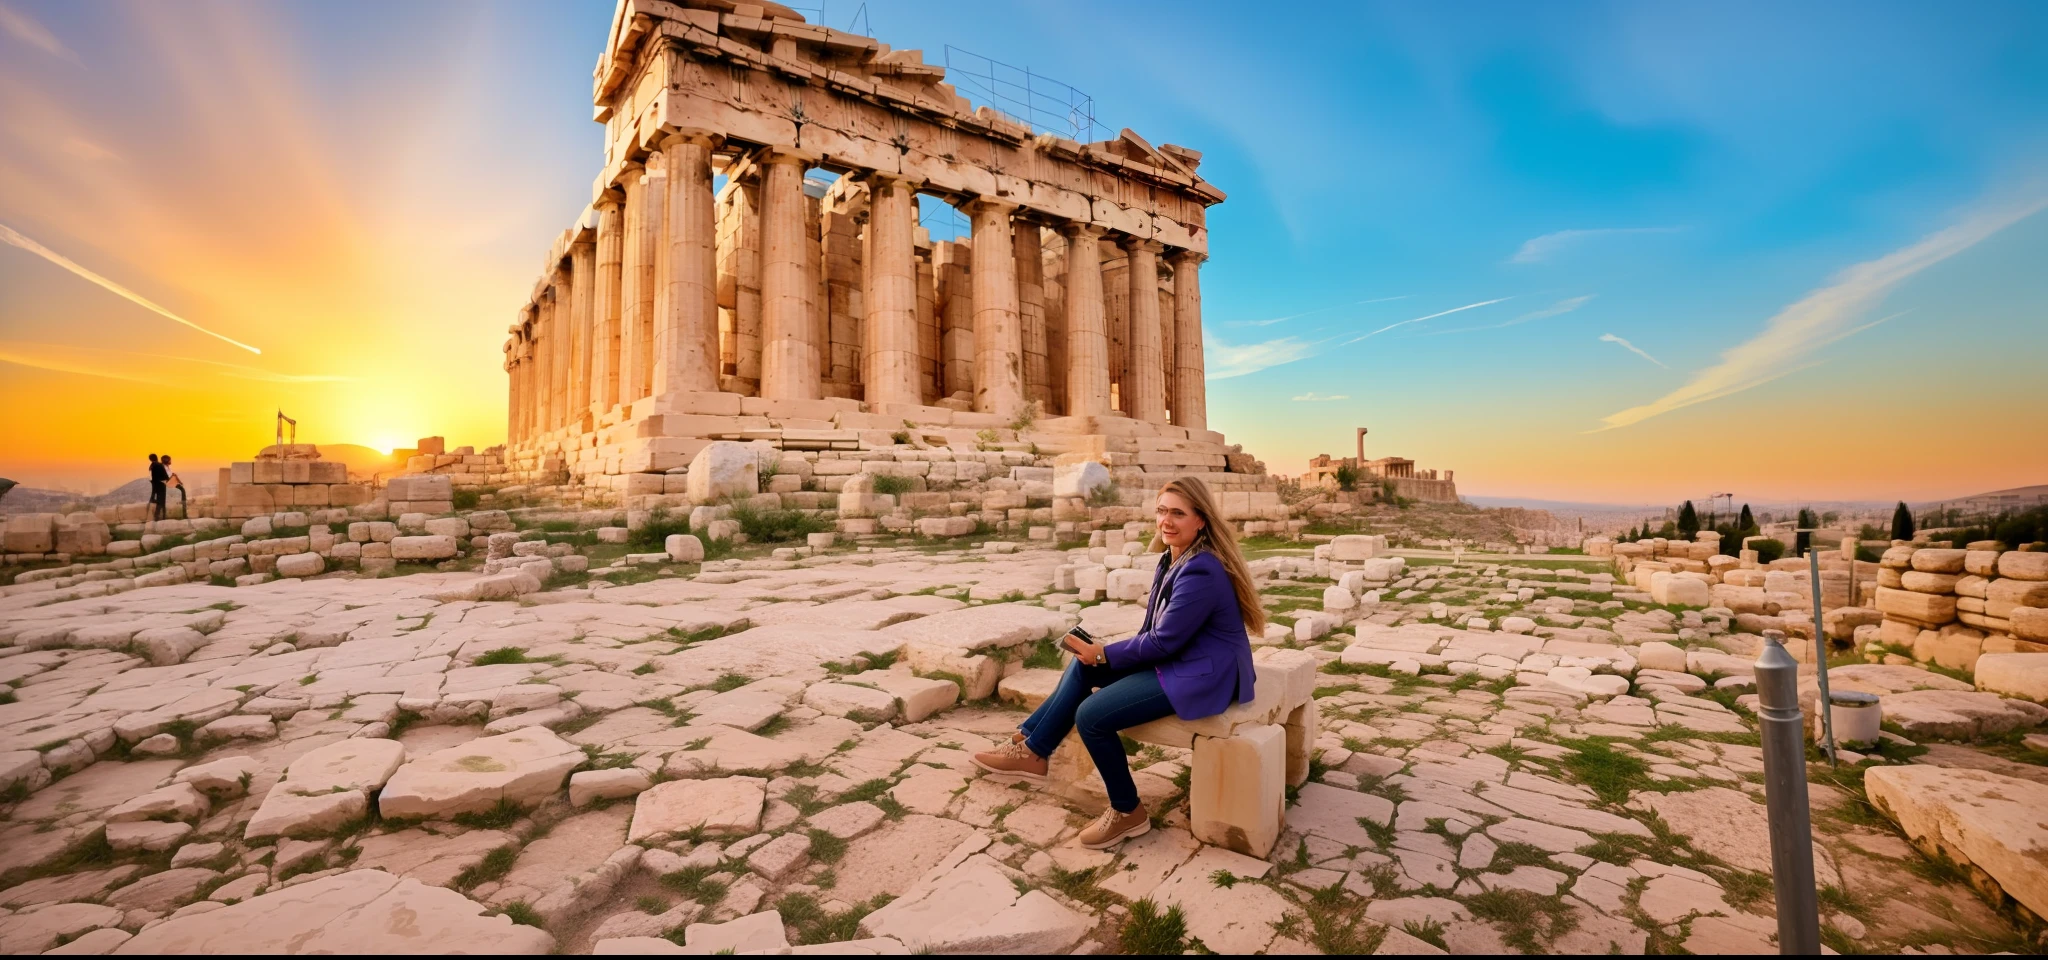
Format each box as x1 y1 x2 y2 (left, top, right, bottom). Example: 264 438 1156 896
590 192 624 414
967 198 1025 419
534 288 556 433
861 174 920 408
1122 237 1166 424
615 163 650 406
634 164 668 404
1061 223 1110 418
759 151 819 401
550 277 572 430
1169 250 1207 430
1015 220 1049 413
568 237 596 420
658 131 721 396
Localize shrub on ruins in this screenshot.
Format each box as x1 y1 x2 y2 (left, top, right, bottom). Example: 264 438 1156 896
1927 504 2048 551
630 507 691 550
870 475 914 496
728 500 830 542
1333 465 1359 492
1086 482 1122 509
1677 501 1700 539
1752 538 1787 564
1795 507 1818 556
1890 501 1915 541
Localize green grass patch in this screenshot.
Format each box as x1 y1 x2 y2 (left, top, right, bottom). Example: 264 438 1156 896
1119 898 1188 955
629 506 690 550
498 901 545 928
455 845 518 890
1462 888 1578 952
660 865 730 905
806 828 847 864
451 799 525 830
471 646 534 665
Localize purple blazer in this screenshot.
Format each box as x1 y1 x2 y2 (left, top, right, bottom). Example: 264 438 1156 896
1102 549 1256 720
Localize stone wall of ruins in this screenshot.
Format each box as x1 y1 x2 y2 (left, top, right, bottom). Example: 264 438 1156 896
497 0 1250 513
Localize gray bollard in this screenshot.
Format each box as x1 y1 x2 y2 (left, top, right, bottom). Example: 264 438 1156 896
1755 629 1821 954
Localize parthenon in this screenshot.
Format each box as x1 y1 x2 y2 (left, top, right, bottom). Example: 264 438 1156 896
501 0 1239 492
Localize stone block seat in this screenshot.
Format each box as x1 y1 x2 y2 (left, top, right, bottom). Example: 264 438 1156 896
997 647 1318 858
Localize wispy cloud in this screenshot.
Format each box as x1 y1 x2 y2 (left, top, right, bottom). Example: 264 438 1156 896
0 223 262 354
0 342 349 385
1599 333 1668 368
1510 227 1682 264
1419 295 1594 336
1205 336 1320 380
0 3 75 61
1291 392 1350 402
1226 295 1410 327
1593 194 2048 432
1343 298 1510 344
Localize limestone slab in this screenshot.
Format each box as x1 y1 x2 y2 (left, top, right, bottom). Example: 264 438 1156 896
111 869 553 954
378 728 583 819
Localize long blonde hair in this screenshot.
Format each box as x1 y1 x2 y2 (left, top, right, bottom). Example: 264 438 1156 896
1156 476 1266 636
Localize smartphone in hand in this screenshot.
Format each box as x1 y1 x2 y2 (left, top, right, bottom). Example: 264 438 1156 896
1062 625 1096 658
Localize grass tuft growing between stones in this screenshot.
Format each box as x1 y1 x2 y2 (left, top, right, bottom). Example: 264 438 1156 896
660 865 729 905
471 647 534 666
451 799 526 830
455 845 518 890
1119 898 1188 955
498 901 545 928
1462 888 1578 953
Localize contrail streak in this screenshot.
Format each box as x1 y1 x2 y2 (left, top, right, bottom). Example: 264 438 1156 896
0 222 261 354
1600 333 1667 368
1344 297 1510 344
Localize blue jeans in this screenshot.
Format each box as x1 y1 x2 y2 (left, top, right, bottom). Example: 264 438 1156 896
1019 659 1175 813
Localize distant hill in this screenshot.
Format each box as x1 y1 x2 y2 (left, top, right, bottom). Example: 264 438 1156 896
1915 484 2048 512
0 477 154 513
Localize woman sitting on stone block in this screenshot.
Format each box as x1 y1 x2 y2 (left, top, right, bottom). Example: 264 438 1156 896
972 475 1266 849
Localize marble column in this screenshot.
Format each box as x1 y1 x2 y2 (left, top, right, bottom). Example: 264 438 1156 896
615 163 650 405
1015 220 1049 413
759 151 819 401
635 163 667 403
550 278 572 430
862 174 920 407
968 198 1024 418
568 237 596 421
1169 250 1208 431
658 131 720 396
1122 237 1166 424
535 288 557 432
1061 223 1110 418
591 192 624 413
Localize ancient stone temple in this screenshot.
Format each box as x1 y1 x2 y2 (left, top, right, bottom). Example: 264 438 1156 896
500 0 1273 518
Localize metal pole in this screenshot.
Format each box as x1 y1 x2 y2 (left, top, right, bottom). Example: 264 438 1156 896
1804 533 1837 764
1755 629 1822 955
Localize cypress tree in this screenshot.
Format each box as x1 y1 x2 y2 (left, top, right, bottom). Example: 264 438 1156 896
1738 504 1755 533
1890 501 1915 541
1677 501 1700 540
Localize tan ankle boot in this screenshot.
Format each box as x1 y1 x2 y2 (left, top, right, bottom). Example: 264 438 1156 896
1078 803 1151 849
971 739 1048 780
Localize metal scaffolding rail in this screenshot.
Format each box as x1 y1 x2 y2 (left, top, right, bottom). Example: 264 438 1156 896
942 45 1098 143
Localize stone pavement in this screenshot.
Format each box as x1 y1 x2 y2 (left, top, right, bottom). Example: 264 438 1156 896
0 537 2040 954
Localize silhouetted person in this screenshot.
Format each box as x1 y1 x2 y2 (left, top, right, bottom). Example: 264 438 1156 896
162 455 186 519
148 454 168 522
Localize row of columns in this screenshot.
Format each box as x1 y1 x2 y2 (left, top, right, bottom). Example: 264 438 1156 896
508 137 1208 442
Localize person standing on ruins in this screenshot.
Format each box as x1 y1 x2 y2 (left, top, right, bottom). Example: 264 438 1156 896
147 453 168 521
162 454 186 519
973 476 1267 849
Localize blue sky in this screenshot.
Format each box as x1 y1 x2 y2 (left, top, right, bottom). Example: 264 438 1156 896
2 0 2044 500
